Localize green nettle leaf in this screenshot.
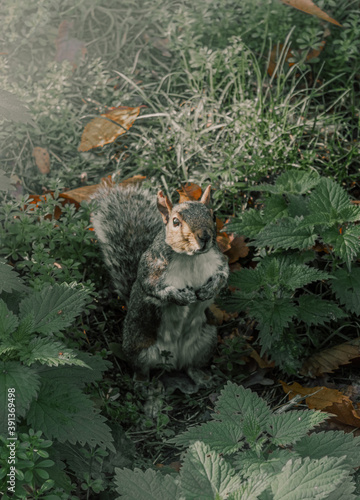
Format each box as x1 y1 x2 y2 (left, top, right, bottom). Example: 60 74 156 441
169 420 244 455
253 217 317 251
271 456 348 500
306 178 360 226
262 195 288 222
180 442 242 500
228 473 271 500
0 361 40 434
325 475 357 500
0 261 28 293
17 337 89 367
114 467 180 500
0 300 19 337
12 313 35 342
287 194 310 218
26 381 115 451
19 282 90 334
321 226 360 269
251 171 320 195
235 449 297 479
266 410 327 447
226 209 266 238
330 267 360 315
294 431 360 469
214 382 271 429
249 298 297 351
296 295 346 326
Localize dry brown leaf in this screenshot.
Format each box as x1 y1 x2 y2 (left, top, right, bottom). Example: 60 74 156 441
300 338 360 377
78 106 144 152
268 44 294 77
32 147 50 174
281 0 342 27
225 235 249 263
248 345 275 369
281 380 360 428
177 182 203 202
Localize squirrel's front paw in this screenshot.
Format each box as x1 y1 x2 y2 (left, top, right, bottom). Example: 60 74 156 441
170 286 197 305
196 278 217 301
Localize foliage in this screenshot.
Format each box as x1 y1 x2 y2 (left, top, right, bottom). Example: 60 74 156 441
225 171 360 371
114 381 360 500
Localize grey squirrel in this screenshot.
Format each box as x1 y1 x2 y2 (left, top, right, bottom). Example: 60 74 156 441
92 184 229 385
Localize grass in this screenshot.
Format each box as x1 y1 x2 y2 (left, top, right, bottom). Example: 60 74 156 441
1 0 360 497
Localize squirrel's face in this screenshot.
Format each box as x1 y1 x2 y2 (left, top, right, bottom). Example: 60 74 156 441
157 185 217 256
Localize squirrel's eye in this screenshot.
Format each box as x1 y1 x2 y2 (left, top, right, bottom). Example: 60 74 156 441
173 217 180 227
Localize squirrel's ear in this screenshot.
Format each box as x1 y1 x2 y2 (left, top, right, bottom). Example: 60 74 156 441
157 190 173 223
200 185 212 206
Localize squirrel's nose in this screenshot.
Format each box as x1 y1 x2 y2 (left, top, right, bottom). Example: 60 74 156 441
197 230 211 249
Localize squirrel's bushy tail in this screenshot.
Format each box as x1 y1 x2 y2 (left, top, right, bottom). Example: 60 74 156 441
92 185 162 302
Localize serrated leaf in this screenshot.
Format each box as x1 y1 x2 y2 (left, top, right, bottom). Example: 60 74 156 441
321 226 360 269
214 382 271 429
0 299 19 337
114 467 180 500
251 171 320 195
330 267 360 314
307 178 360 226
263 195 288 222
287 194 310 218
226 209 267 239
180 441 241 500
0 361 40 434
26 381 114 451
19 282 90 334
18 337 88 367
170 420 244 454
228 474 271 500
294 431 360 469
253 217 317 250
0 261 28 293
325 475 357 500
296 295 346 326
266 410 326 446
235 449 296 479
37 352 111 387
12 313 35 342
272 456 347 500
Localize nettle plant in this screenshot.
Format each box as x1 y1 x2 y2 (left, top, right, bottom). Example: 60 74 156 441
114 381 360 500
225 171 360 371
0 263 115 496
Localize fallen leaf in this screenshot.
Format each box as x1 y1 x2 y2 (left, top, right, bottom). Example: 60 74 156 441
300 338 360 377
55 20 87 66
281 0 342 26
32 147 50 174
225 235 249 263
177 183 203 202
78 106 144 152
281 380 360 428
248 345 275 369
268 44 294 77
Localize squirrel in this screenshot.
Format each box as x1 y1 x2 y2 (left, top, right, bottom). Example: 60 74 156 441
92 184 229 386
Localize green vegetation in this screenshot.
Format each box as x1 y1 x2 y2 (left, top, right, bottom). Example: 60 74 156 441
1 0 360 498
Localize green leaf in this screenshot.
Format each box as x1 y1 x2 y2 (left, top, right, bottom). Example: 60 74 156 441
306 178 360 226
251 171 320 195
321 225 360 269
180 441 241 500
294 431 360 469
296 295 346 326
0 169 14 191
0 261 28 293
226 209 266 238
235 449 297 479
325 475 357 500
266 410 327 447
0 361 40 434
12 313 35 342
214 382 271 429
19 282 90 334
253 217 317 250
114 467 180 500
287 194 310 218
263 195 288 222
0 299 19 337
228 474 271 500
26 381 114 451
169 420 244 455
271 456 348 500
18 337 89 367
330 267 360 315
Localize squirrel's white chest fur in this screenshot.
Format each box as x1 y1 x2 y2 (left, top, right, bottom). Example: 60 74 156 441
140 248 221 370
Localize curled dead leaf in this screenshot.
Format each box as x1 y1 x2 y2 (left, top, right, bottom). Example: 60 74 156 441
281 0 342 26
177 182 203 202
78 106 144 152
32 147 50 174
300 338 360 378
